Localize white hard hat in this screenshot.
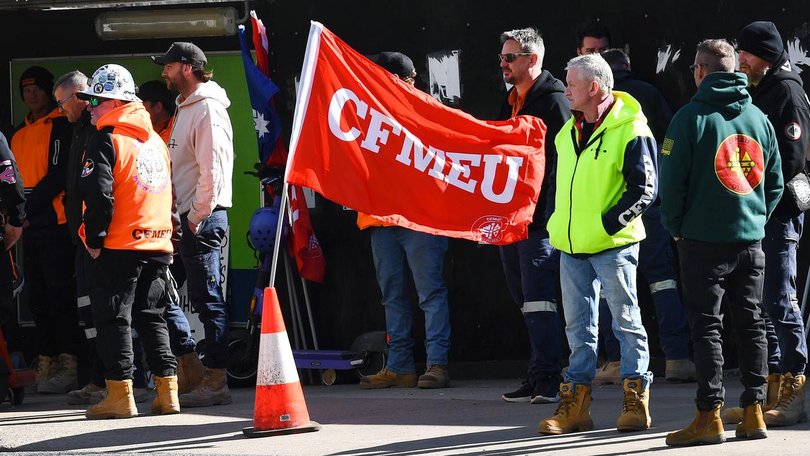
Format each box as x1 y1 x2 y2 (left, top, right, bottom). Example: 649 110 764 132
78 64 140 102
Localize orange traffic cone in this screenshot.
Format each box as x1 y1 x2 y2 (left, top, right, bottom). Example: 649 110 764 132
243 287 320 437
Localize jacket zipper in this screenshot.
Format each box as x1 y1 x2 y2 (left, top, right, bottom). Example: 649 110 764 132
567 155 581 254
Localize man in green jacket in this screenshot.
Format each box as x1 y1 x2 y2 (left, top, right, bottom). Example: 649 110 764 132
540 53 657 435
661 39 783 447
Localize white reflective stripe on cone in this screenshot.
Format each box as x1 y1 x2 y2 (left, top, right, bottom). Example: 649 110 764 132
522 300 557 313
77 295 91 308
257 331 300 386
649 279 678 294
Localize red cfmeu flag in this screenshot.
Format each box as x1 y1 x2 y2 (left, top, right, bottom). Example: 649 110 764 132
284 22 547 245
245 11 325 282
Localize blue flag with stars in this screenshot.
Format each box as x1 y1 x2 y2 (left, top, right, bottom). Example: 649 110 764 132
238 25 286 166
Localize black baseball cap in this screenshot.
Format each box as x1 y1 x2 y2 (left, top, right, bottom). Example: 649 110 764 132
151 42 207 68
370 52 416 79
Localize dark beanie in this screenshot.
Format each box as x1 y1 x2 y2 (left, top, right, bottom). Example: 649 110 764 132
19 66 54 99
737 21 784 64
371 52 416 79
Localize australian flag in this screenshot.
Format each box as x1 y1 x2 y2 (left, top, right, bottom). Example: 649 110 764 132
239 12 325 283
238 15 287 168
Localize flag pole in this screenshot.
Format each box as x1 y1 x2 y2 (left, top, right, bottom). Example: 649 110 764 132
270 21 323 287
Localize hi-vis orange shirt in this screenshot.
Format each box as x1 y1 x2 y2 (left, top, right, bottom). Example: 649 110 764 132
156 115 175 145
11 107 69 226
79 102 173 253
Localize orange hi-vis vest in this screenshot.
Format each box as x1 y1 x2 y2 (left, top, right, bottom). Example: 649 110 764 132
81 103 173 253
11 107 67 225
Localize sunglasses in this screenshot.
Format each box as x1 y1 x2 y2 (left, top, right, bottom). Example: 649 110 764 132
56 93 75 109
498 52 532 63
689 63 708 72
88 96 110 108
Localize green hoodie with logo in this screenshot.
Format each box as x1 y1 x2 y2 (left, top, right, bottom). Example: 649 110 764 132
660 72 783 243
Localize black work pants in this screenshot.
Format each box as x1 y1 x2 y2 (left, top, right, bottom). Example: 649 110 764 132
88 249 175 380
677 238 767 410
24 224 79 356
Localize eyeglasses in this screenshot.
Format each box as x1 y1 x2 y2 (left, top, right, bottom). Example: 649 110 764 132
689 63 707 72
88 96 109 108
498 52 532 63
56 93 75 109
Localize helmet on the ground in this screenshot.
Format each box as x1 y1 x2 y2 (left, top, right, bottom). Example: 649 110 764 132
249 197 284 254
79 64 140 102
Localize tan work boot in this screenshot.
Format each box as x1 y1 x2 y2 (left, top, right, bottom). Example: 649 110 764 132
179 368 232 407
90 386 150 404
34 355 57 385
359 367 417 389
418 364 450 389
151 375 180 415
86 379 138 419
764 373 807 426
176 352 205 395
617 378 651 431
735 403 767 439
538 382 593 435
666 359 696 383
38 353 79 394
66 382 105 405
593 361 620 385
666 404 725 446
723 373 781 424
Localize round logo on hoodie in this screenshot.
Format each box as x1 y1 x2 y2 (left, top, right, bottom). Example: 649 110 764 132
714 134 764 195
134 140 169 193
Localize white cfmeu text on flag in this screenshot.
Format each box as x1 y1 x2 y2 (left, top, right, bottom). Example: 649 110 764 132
327 87 525 204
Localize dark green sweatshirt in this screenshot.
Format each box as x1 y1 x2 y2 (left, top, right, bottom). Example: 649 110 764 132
660 72 783 243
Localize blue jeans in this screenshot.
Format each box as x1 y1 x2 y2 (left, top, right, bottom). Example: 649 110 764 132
599 206 690 361
499 229 563 384
762 214 807 375
560 244 652 389
179 210 229 369
163 259 196 356
370 227 450 374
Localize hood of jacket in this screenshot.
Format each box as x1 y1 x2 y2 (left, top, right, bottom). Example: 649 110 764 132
691 72 751 117
177 80 231 109
96 102 154 142
752 51 804 96
523 70 565 105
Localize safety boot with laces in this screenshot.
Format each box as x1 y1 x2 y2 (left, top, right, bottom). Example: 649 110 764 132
764 372 807 426
723 373 780 424
360 367 417 389
538 382 593 435
34 355 57 385
66 382 105 405
735 403 767 439
616 378 651 431
593 360 620 385
38 353 78 394
418 364 450 389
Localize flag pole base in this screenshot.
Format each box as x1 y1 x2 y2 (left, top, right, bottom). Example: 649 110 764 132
242 421 321 438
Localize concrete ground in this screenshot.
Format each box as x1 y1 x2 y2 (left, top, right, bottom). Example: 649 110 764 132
0 378 808 455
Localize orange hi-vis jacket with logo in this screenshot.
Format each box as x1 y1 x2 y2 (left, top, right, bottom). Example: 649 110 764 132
79 102 173 253
10 107 71 228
